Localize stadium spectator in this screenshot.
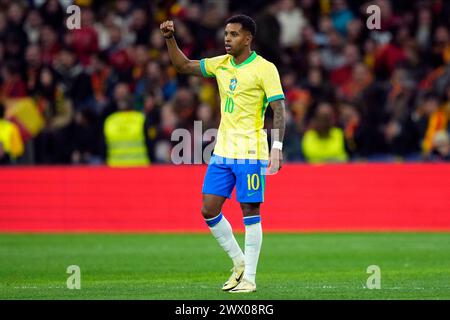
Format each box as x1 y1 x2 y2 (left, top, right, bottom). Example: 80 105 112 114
70 108 102 165
33 66 73 164
53 46 94 109
25 44 43 94
39 25 60 66
154 102 178 163
415 6 433 52
330 0 354 36
101 81 131 121
339 102 363 158
320 30 346 71
39 0 65 31
383 66 421 157
24 9 43 45
130 44 150 94
302 102 348 163
277 0 307 49
0 103 24 164
282 69 312 132
421 91 449 158
430 130 450 161
173 87 198 131
89 51 119 112
195 102 217 162
0 12 7 43
143 93 161 163
282 107 304 162
338 62 374 102
373 25 408 80
254 2 282 67
196 102 216 131
5 2 28 60
104 24 133 81
376 0 402 31
114 0 134 30
103 96 149 167
1 61 27 99
94 10 119 51
66 7 99 66
330 43 360 86
429 25 450 67
129 7 151 46
346 18 364 46
134 60 164 112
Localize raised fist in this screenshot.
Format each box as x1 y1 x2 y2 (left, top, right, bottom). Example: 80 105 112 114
160 20 175 38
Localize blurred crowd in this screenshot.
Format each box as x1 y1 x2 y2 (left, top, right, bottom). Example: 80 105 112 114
1 0 450 166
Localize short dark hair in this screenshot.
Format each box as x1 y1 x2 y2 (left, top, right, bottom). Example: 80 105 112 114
225 14 256 37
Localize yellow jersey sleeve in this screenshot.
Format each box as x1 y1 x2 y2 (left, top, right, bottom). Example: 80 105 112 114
260 62 285 103
200 55 228 78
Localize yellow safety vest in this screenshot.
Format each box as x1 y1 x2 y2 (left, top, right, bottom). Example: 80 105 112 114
302 127 348 163
104 111 150 167
0 119 24 159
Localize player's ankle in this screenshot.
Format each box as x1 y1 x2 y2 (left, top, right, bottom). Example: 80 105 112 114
242 272 256 283
233 258 245 268
242 277 256 286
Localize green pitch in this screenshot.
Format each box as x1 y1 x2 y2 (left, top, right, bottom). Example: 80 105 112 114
1 233 449 299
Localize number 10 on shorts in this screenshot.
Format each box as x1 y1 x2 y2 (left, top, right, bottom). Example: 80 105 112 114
247 173 260 190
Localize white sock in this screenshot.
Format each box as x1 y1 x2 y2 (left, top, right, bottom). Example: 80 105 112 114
206 213 245 267
243 219 262 285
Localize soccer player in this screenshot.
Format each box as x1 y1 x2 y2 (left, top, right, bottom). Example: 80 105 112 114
160 15 285 293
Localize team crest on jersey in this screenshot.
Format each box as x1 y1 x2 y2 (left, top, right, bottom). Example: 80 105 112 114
229 78 237 91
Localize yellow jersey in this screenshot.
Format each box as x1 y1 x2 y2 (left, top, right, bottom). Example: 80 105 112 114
200 51 284 160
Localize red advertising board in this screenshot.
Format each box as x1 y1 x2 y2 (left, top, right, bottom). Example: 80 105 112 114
1 164 449 232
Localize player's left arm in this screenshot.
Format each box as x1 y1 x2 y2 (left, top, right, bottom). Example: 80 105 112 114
268 99 286 174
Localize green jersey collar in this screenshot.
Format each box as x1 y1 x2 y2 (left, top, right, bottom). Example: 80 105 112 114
231 51 257 68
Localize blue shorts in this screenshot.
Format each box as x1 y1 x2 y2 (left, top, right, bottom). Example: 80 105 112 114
202 154 268 203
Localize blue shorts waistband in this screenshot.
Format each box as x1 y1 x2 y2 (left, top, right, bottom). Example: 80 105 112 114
211 154 269 165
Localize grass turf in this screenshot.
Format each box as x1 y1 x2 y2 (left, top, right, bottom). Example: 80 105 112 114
0 233 449 300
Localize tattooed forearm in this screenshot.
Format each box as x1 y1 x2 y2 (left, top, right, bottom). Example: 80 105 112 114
270 99 286 143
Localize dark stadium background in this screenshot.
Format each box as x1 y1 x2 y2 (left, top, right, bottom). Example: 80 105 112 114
1 0 450 165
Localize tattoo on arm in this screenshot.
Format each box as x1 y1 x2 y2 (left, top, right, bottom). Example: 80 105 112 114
183 60 203 76
270 99 286 143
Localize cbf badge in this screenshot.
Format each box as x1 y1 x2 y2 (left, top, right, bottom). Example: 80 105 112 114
229 78 237 91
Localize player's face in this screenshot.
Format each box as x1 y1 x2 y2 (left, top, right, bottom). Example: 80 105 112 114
224 23 251 56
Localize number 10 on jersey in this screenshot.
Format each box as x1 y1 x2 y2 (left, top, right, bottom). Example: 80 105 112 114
224 96 235 113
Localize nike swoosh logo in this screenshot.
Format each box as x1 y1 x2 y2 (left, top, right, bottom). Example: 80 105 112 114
247 192 258 197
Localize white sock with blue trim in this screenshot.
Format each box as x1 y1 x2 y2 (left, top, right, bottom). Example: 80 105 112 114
205 213 245 267
243 215 262 285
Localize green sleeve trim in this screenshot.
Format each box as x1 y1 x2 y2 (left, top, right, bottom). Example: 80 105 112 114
200 59 214 78
267 94 285 103
261 95 268 119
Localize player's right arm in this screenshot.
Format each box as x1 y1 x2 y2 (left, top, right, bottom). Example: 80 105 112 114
160 20 203 76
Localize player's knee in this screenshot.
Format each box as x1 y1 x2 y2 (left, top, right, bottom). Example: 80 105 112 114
242 207 260 217
241 204 260 217
200 205 219 219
